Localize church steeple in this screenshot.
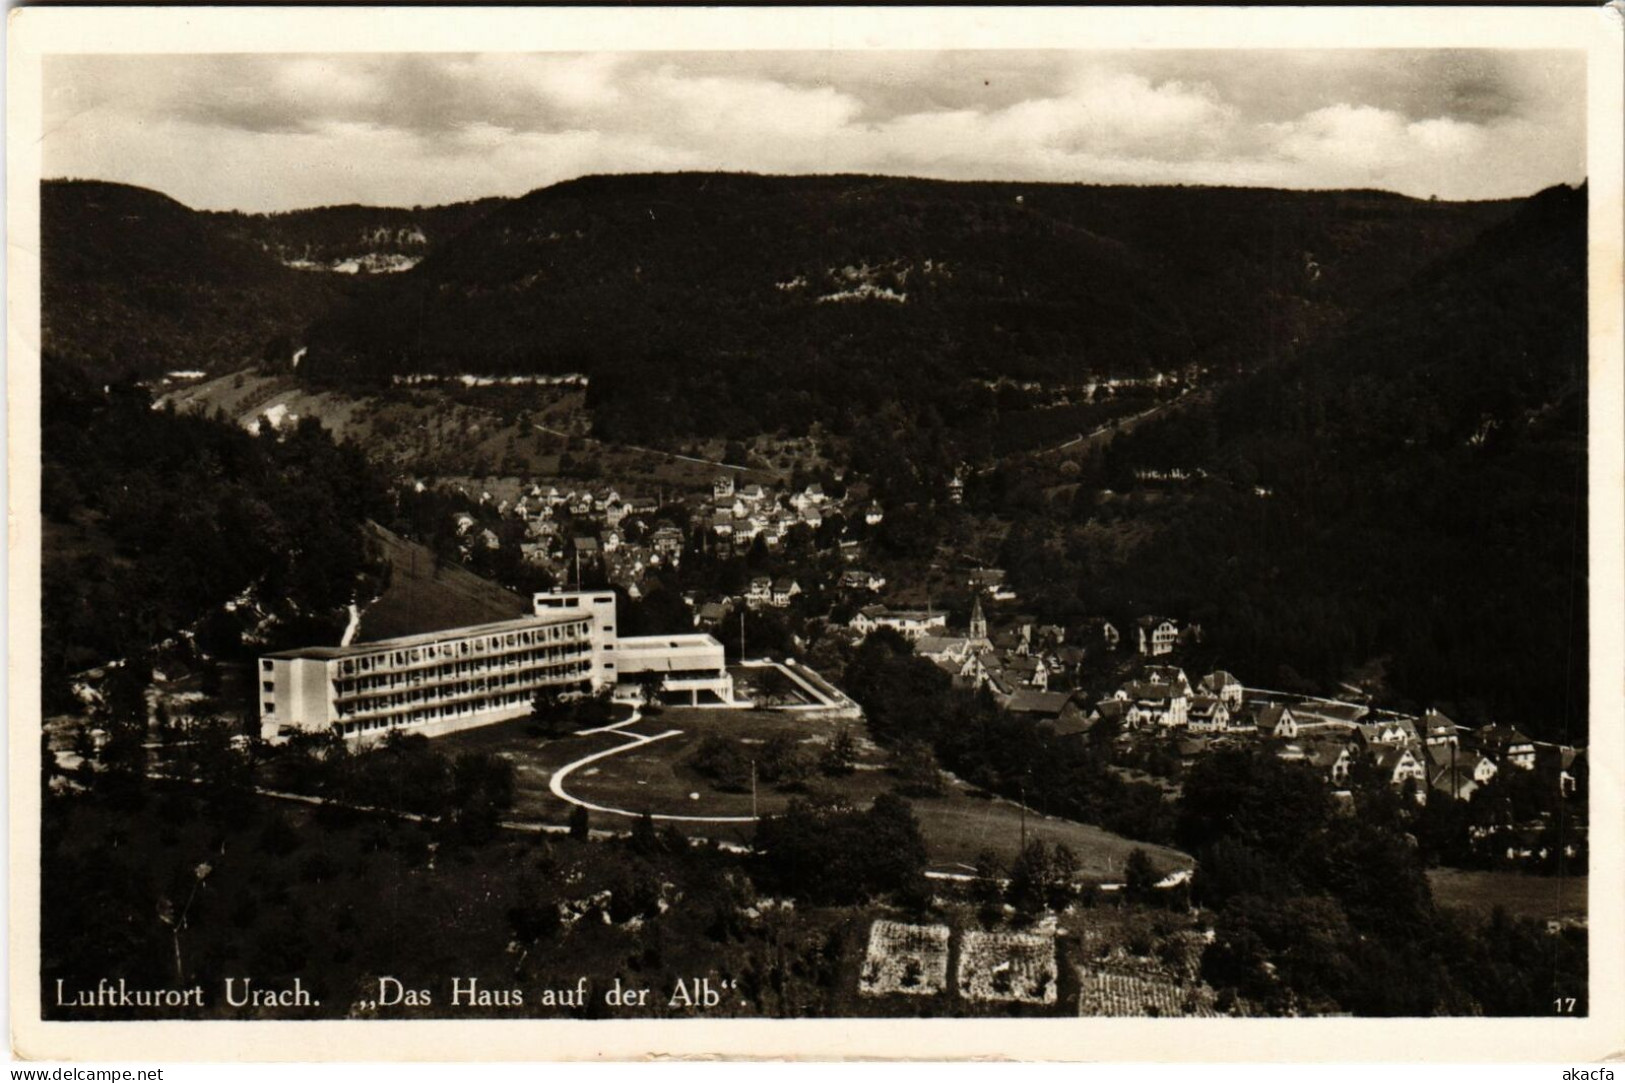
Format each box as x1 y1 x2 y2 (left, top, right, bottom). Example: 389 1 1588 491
969 595 987 641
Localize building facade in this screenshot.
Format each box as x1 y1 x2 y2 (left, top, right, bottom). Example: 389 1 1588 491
260 590 733 740
259 611 600 740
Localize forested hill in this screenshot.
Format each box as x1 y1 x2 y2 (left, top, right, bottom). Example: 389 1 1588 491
40 364 389 712
40 180 345 380
1031 183 1588 740
207 198 506 272
297 173 1517 443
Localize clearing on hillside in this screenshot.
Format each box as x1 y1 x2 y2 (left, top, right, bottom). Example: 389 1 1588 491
356 522 529 642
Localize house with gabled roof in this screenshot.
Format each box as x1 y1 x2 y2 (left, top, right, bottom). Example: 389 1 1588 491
770 578 801 607
1188 694 1230 733
1357 717 1420 747
1118 680 1188 728
651 524 685 557
1001 654 1050 692
1424 743 1496 800
1472 723 1537 770
1372 744 1430 797
1136 616 1180 656
991 625 1031 656
1175 735 1209 767
1200 670 1244 711
1090 698 1132 733
695 600 732 628
1143 664 1193 697
1078 617 1120 652
1005 689 1072 720
967 567 1008 592
850 605 947 641
840 569 886 592
1257 703 1298 739
1421 709 1460 747
1305 742 1353 783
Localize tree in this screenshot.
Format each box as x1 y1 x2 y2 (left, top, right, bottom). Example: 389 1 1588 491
628 811 662 856
528 687 568 738
568 804 590 841
758 733 812 789
1123 847 1158 905
1006 841 1056 918
449 752 516 844
893 739 945 797
820 727 857 776
970 850 1006 926
638 671 666 714
752 794 927 906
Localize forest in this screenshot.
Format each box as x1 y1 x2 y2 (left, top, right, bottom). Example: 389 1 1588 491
207 198 506 268
40 366 389 714
973 184 1589 742
290 173 1514 445
40 180 347 380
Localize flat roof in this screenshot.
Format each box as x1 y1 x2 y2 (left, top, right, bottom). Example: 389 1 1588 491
264 612 584 661
617 634 724 653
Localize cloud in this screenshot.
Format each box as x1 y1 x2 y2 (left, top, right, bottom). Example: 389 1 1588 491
42 50 1586 211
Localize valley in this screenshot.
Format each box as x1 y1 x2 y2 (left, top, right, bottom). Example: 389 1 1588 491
36 170 1591 1021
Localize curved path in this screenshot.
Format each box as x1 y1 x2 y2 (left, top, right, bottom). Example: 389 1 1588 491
546 708 761 824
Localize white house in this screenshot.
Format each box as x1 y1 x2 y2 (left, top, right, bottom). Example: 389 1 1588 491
1136 616 1180 656
850 605 947 641
1188 694 1231 733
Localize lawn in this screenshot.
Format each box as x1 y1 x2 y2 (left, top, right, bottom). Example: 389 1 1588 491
435 707 1192 879
1426 868 1587 923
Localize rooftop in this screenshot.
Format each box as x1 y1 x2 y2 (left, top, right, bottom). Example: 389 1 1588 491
264 611 582 661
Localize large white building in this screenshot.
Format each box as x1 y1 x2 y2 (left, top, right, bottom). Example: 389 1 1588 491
259 590 733 740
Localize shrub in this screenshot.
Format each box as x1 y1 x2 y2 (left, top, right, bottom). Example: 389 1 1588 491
690 735 752 793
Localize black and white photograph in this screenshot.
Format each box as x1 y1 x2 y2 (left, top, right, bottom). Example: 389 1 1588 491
8 4 1623 1063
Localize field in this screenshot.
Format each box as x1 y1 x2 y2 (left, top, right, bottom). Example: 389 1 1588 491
1426 868 1587 923
354 523 530 642
956 930 1058 1005
858 921 952 997
157 370 786 491
1076 966 1217 1017
433 707 1193 878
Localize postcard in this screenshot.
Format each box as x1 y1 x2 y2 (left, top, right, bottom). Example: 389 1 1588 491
8 4 1623 1062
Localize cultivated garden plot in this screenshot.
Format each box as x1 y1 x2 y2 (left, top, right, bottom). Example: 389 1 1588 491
1076 966 1218 1017
858 920 952 997
956 930 1058 1005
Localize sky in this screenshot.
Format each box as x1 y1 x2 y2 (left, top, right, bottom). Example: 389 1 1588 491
43 50 1586 212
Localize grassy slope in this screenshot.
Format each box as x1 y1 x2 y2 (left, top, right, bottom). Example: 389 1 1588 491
1426 868 1587 922
161 369 779 494
355 522 529 642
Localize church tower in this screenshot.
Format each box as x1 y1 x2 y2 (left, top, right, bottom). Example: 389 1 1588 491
969 595 988 641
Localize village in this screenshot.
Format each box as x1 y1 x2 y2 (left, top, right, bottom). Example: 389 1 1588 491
417 466 1587 878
